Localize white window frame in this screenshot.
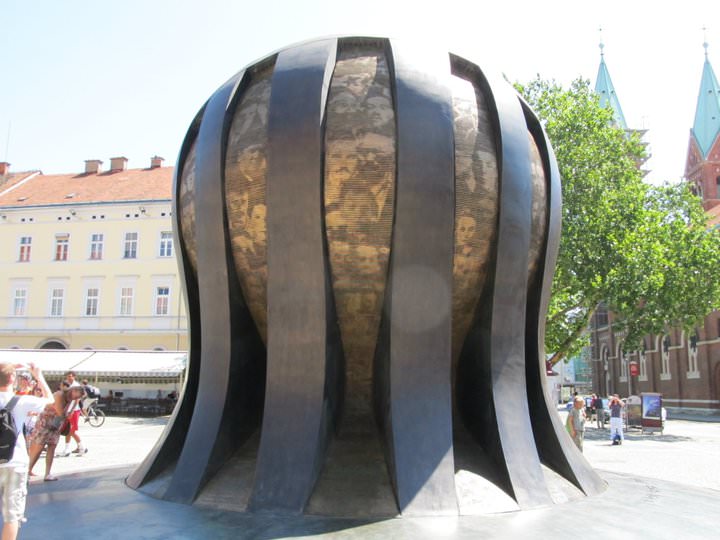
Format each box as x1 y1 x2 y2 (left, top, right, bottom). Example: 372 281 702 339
12 287 28 317
89 233 104 260
49 287 65 317
119 286 134 316
123 232 139 259
18 236 32 262
154 285 171 316
84 287 100 316
158 231 173 258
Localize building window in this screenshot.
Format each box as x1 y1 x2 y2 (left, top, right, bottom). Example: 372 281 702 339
639 351 648 382
120 287 134 316
595 303 609 327
660 335 671 380
12 289 27 316
159 231 173 257
90 233 104 260
687 332 700 379
85 288 99 316
618 347 627 382
154 286 170 315
18 236 32 262
124 232 138 259
54 234 69 261
50 288 64 317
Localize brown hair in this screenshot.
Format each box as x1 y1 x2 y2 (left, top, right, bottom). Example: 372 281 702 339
0 363 16 387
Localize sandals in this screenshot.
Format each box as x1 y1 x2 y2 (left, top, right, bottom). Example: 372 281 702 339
43 475 58 482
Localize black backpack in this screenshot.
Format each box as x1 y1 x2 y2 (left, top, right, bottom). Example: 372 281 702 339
0 396 20 464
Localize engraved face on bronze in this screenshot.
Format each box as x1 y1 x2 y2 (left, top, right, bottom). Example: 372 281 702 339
329 91 361 117
238 144 267 183
456 215 477 246
365 95 393 130
325 138 359 206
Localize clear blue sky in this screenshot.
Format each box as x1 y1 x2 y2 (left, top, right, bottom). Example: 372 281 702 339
2 0 718 185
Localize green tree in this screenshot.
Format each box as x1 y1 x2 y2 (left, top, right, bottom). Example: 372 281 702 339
517 77 720 364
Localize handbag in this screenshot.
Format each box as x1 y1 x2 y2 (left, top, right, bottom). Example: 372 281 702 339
59 419 71 436
50 415 66 431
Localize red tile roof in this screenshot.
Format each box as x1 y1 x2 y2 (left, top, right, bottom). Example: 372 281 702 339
0 170 40 195
0 166 174 208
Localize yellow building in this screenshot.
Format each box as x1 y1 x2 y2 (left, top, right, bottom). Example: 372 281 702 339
0 157 188 351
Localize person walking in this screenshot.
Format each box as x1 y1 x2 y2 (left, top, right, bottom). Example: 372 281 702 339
592 394 605 429
609 394 625 445
56 384 87 457
0 363 53 540
566 395 587 451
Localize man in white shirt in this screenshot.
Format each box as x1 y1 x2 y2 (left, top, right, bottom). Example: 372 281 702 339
0 363 52 540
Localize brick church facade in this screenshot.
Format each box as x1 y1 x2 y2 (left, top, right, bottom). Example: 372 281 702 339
590 42 720 413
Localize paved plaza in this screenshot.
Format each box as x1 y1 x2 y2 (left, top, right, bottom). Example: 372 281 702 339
35 412 720 492
20 413 720 539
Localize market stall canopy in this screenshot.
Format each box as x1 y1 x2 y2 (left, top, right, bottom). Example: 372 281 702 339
1 349 187 377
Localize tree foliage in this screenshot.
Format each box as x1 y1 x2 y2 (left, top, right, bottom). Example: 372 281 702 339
516 77 720 364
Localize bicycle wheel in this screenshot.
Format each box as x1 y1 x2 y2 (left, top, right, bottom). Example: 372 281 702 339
87 407 106 427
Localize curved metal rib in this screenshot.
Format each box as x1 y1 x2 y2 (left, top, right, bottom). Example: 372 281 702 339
248 38 341 514
521 100 606 495
163 70 264 503
376 39 457 516
458 63 551 509
126 105 206 491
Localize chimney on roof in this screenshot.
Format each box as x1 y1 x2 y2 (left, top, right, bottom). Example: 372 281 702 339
84 159 103 174
0 162 9 175
109 156 128 172
150 155 164 169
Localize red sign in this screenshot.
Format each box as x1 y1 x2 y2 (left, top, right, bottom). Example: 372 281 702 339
629 361 640 377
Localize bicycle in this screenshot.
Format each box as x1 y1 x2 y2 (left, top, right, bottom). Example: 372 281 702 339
83 401 106 427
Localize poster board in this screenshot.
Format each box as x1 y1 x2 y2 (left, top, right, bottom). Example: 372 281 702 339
641 392 663 434
626 395 642 428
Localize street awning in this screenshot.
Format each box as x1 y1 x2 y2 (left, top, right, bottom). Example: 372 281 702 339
1 349 187 377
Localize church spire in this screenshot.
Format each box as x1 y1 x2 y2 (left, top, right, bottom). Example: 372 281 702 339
692 34 720 158
594 31 628 129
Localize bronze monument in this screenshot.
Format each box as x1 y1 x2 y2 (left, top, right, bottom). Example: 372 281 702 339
127 36 605 517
